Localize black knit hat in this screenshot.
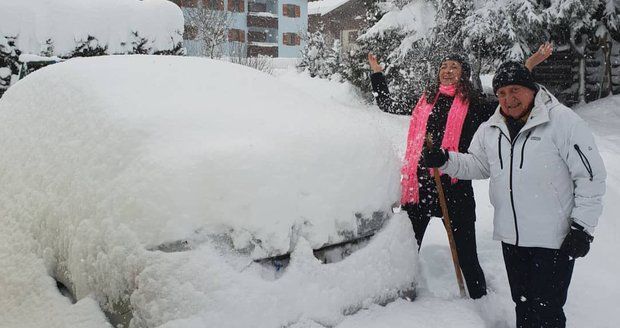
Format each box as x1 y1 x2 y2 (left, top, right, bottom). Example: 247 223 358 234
493 61 538 94
440 54 471 80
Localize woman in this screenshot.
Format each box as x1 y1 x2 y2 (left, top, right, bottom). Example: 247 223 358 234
368 44 552 299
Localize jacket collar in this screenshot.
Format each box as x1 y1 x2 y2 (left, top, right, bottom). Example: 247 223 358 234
489 85 559 134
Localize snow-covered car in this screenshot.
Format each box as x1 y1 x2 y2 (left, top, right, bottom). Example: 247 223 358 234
0 55 419 327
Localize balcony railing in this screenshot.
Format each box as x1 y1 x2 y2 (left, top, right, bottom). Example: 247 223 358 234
247 15 278 29
248 43 278 57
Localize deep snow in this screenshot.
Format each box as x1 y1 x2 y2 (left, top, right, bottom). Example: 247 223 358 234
0 56 413 328
0 60 618 328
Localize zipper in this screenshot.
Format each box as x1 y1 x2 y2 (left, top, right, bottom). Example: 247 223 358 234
493 125 522 245
497 133 503 170
509 135 520 246
497 130 511 170
519 131 532 169
574 144 594 181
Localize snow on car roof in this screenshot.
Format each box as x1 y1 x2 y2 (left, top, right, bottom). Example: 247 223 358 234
0 55 401 259
0 0 183 56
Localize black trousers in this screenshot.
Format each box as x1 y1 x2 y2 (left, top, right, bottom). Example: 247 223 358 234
404 201 487 299
502 243 575 328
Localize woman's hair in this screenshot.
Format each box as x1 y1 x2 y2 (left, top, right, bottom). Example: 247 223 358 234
425 54 480 102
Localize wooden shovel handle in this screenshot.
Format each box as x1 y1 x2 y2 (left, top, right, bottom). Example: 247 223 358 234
425 134 467 298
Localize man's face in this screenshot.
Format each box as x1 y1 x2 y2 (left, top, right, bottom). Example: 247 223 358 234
438 60 462 86
496 85 536 119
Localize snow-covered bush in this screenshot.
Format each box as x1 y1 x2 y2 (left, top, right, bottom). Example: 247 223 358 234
298 24 342 79
0 35 19 96
0 0 184 96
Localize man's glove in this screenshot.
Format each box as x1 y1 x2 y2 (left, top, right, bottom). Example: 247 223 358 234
422 148 449 168
560 222 594 259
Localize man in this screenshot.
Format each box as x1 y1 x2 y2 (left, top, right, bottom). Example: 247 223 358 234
422 61 606 328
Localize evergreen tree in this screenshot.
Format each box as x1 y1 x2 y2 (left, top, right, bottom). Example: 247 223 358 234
345 0 619 105
461 1 545 68
428 0 470 61
340 0 414 109
0 36 20 97
298 24 340 79
342 0 478 108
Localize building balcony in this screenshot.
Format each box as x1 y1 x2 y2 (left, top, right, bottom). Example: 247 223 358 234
247 13 278 29
248 43 278 57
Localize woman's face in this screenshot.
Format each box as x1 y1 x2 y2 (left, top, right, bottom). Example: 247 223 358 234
438 60 462 86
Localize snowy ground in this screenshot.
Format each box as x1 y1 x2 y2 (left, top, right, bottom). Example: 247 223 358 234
1 62 618 328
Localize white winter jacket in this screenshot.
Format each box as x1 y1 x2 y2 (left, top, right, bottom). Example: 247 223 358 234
442 86 606 249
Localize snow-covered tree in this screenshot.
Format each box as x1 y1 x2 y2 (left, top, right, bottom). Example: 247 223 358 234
183 1 232 58
298 24 341 79
0 35 19 97
339 0 392 97
459 0 547 90
340 0 619 105
428 0 470 59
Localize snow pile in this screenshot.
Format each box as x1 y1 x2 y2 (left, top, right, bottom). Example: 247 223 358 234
0 0 184 56
130 214 418 327
0 55 401 258
0 55 410 326
0 220 112 328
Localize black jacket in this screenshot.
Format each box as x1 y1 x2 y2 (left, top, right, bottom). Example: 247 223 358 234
371 72 496 219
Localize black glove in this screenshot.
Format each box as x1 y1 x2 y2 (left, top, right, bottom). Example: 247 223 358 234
422 148 449 168
560 222 594 259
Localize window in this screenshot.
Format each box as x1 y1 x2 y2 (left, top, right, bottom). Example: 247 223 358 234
248 31 267 42
282 4 300 17
248 1 267 12
282 32 300 46
228 0 245 12
228 29 246 42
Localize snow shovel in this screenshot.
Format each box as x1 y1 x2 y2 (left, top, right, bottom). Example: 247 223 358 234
426 135 467 298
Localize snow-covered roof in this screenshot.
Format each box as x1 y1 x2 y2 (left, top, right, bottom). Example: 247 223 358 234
308 0 351 16
0 0 183 56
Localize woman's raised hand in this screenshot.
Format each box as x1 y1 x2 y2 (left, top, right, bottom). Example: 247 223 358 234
368 53 383 73
525 42 553 71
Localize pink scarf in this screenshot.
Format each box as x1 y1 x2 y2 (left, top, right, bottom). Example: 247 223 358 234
400 84 469 205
